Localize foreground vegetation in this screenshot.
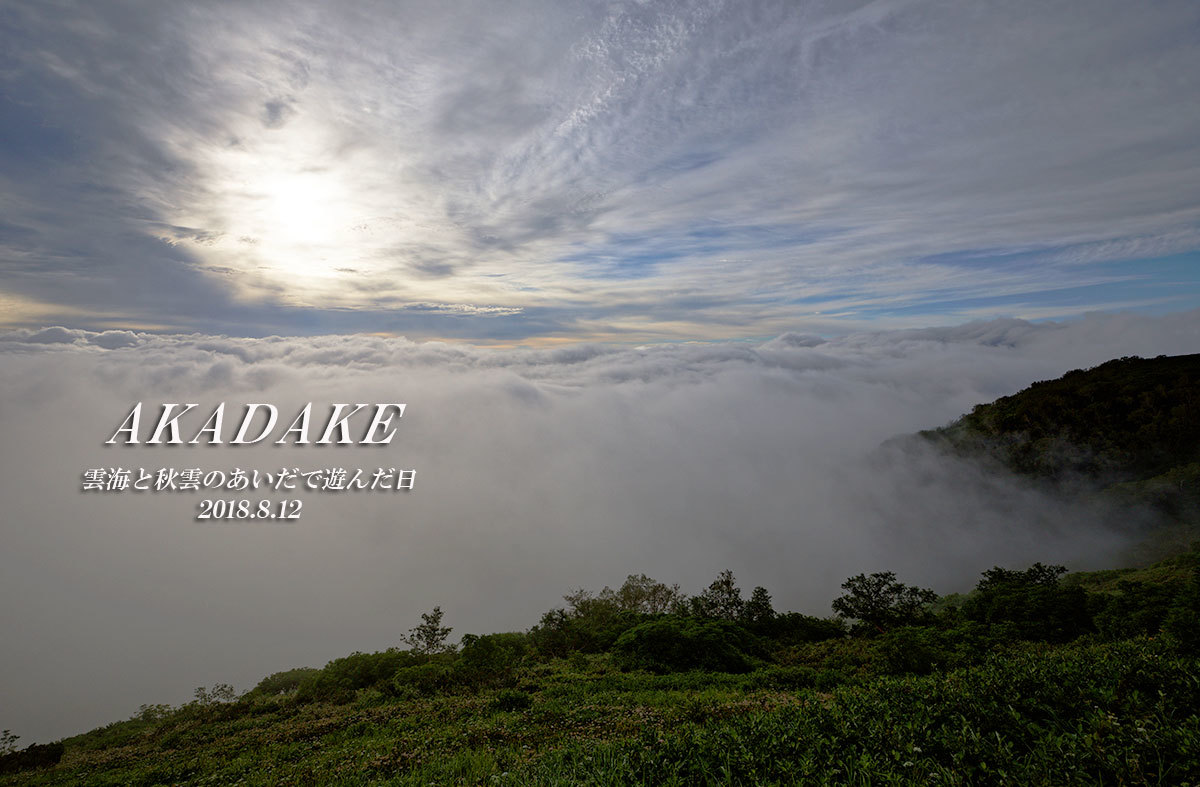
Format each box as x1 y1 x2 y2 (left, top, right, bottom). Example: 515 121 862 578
3 545 1199 785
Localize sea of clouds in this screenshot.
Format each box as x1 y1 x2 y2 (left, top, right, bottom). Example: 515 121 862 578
1 308 1198 742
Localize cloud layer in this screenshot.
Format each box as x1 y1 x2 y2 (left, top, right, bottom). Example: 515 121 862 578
1 309 1198 741
1 0 1199 339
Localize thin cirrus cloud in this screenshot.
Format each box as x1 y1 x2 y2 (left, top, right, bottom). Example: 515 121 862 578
1 0 1200 341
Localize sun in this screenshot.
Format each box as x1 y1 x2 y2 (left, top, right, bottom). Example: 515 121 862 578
172 122 388 301
257 170 348 250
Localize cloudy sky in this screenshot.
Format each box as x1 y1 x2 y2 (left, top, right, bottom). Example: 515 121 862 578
2 0 1200 746
1 0 1198 341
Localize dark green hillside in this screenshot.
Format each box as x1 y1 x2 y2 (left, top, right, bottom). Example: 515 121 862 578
923 353 1200 520
1065 546 1200 594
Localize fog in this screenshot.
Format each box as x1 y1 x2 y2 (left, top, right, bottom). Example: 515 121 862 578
1 309 1198 742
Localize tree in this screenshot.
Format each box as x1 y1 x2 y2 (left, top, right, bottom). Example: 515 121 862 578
832 572 937 634
962 563 1089 642
458 632 529 685
566 574 685 617
0 731 17 757
742 586 776 625
976 562 1066 592
193 683 236 705
404 606 454 654
528 579 658 657
611 574 685 614
690 570 746 620
612 618 760 674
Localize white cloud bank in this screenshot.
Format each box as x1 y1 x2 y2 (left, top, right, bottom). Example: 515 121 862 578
0 309 1198 741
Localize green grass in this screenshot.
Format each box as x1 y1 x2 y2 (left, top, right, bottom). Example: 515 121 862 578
4 640 1197 786
1066 547 1200 593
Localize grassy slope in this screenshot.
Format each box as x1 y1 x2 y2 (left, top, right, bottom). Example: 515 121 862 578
3 640 1197 786
7 545 1199 785
1065 544 1200 593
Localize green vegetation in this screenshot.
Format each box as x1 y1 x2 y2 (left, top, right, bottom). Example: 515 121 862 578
831 571 937 634
3 547 1199 786
922 353 1200 522
612 618 761 674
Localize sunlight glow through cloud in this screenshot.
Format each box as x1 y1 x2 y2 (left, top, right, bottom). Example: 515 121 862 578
1 0 1198 339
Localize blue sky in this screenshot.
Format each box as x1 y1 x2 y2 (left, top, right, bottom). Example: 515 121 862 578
1 0 1198 343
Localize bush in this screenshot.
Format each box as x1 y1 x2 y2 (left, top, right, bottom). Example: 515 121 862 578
523 639 1200 785
389 662 456 697
752 612 846 644
457 632 529 686
679 695 720 722
873 623 996 676
962 563 1092 642
249 667 320 697
296 649 426 703
873 626 944 675
813 668 849 691
0 742 65 774
527 607 647 657
488 689 533 712
1163 576 1200 655
749 665 818 690
1093 579 1180 640
612 617 761 673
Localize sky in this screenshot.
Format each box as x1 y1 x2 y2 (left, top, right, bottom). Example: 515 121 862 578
1 0 1200 747
0 0 1198 341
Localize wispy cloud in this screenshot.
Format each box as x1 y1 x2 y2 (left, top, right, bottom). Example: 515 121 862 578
1 0 1198 339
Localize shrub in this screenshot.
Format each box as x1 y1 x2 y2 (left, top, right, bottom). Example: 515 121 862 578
612 617 760 673
249 667 320 697
457 632 529 685
749 665 818 690
0 742 65 774
528 607 647 657
962 563 1092 642
192 683 236 705
752 611 846 644
1163 576 1200 655
1094 579 1180 640
813 667 849 691
523 639 1200 785
872 623 996 676
296 649 426 703
873 626 944 675
0 731 17 757
680 695 720 723
389 662 456 697
488 689 533 712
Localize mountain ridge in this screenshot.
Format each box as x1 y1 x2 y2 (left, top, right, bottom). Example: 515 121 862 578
917 352 1200 523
